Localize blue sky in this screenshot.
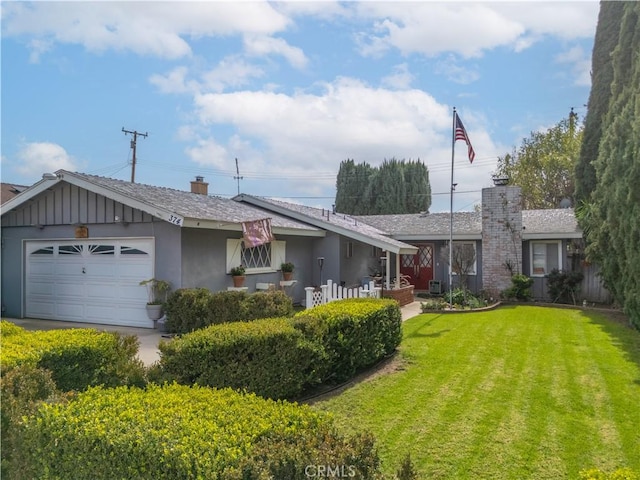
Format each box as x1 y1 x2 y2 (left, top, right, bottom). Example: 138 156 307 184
1 1 599 212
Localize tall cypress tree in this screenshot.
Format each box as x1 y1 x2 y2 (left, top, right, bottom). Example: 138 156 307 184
575 1 626 203
334 158 432 215
585 2 640 327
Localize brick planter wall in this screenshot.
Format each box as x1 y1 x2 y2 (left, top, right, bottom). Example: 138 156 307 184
382 285 415 306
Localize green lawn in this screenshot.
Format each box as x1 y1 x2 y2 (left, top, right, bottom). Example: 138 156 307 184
313 306 640 479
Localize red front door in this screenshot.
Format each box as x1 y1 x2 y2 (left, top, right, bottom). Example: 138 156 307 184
400 244 434 290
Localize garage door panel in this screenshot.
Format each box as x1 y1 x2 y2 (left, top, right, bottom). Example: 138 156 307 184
26 238 155 328
56 302 85 320
56 262 84 276
117 285 148 301
27 301 56 317
27 282 55 296
55 282 86 298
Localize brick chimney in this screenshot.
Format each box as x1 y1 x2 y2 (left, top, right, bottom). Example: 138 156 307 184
481 184 522 299
190 176 208 195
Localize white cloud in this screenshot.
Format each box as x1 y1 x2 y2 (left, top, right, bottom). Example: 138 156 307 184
354 2 598 58
149 67 192 94
243 35 308 69
186 78 503 206
555 45 592 87
15 142 78 176
435 55 480 85
184 138 229 169
2 2 290 59
202 57 265 92
381 63 415 90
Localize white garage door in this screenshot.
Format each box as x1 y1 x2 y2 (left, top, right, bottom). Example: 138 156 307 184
25 238 155 328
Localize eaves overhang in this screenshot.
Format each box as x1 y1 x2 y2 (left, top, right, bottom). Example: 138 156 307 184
235 194 417 255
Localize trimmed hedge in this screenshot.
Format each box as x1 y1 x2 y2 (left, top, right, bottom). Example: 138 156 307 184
0 323 146 391
158 317 324 399
8 383 382 479
295 298 403 382
164 289 294 333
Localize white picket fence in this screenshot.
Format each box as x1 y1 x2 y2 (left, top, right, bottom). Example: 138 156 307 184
304 279 381 309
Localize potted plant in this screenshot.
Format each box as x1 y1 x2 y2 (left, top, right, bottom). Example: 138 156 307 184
230 265 246 287
281 261 295 281
139 278 171 322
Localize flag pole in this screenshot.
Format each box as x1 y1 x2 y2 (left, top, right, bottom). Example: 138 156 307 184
449 107 456 310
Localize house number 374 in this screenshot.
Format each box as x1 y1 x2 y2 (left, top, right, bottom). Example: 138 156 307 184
168 215 183 226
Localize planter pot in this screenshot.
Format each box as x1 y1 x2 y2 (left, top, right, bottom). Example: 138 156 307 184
282 271 293 281
145 304 164 321
232 275 246 287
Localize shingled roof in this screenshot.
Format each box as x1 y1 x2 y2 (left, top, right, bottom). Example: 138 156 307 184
235 195 418 255
357 208 582 240
1 183 28 205
1 171 321 235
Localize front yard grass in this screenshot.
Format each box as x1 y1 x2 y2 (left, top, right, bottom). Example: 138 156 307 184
313 305 640 479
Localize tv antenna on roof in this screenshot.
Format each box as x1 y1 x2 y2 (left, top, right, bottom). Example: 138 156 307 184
234 158 243 195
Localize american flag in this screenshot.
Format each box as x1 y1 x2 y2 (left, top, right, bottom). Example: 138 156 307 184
455 113 475 163
241 218 274 248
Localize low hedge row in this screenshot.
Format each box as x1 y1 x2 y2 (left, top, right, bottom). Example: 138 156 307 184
8 383 382 479
0 322 146 391
164 289 294 333
295 298 403 382
157 298 402 398
157 317 324 399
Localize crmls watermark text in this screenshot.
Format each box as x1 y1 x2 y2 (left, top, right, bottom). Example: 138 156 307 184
304 464 357 478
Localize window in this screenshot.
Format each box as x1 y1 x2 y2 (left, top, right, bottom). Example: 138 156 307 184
58 245 83 255
31 246 54 255
530 241 561 277
446 242 477 276
226 239 285 274
345 242 353 258
88 244 115 255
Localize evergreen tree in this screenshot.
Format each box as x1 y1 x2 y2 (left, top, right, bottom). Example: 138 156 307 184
585 2 640 328
334 159 431 215
575 1 626 203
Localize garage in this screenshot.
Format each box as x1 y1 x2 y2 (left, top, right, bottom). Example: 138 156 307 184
25 238 155 328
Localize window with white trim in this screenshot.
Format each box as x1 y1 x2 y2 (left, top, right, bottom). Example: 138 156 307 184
226 239 285 274
530 241 561 277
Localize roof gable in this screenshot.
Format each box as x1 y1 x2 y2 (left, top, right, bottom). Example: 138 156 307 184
1 171 321 235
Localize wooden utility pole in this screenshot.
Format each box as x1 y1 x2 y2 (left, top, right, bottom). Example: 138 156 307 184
122 128 148 183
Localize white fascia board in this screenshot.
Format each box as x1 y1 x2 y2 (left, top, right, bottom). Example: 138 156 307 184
0 177 60 215
60 172 184 227
393 234 482 242
522 232 583 240
236 194 416 254
182 218 325 237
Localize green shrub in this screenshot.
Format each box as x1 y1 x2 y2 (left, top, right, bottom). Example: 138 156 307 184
241 290 294 319
8 383 382 479
164 287 215 333
158 317 322 399
0 320 25 337
296 298 402 382
546 268 584 304
502 274 534 301
1 324 146 391
164 289 294 334
0 365 71 478
420 299 448 311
